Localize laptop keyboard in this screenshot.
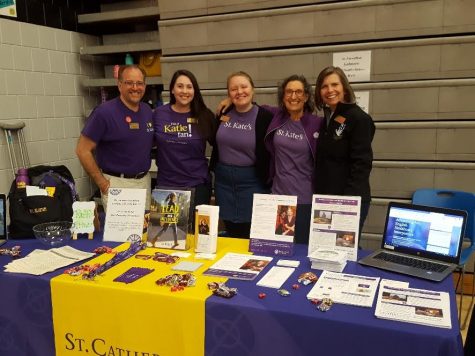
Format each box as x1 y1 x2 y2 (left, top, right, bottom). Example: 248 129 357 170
374 252 449 273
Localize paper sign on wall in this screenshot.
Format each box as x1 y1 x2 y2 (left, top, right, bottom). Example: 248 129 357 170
355 91 370 113
333 50 371 82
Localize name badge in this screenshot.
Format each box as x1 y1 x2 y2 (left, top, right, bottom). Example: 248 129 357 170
129 122 140 129
187 117 198 124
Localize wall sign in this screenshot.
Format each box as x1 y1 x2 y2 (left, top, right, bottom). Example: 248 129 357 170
333 50 371 82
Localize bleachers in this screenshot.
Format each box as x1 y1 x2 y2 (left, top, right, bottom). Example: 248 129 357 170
157 0 475 263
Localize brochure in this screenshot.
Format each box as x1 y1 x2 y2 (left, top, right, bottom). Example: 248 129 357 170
308 195 361 261
195 204 219 254
147 189 191 250
103 188 146 242
307 270 380 308
203 253 273 280
375 283 452 329
249 194 298 256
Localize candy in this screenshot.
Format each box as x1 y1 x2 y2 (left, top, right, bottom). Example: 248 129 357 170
93 246 115 254
0 246 21 258
277 289 290 297
155 273 196 291
297 272 318 285
207 282 238 298
258 293 266 299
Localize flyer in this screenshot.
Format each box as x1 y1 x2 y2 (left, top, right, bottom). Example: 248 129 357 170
103 188 146 242
375 283 452 329
308 195 361 261
203 253 273 280
249 194 298 256
307 270 380 308
195 204 219 254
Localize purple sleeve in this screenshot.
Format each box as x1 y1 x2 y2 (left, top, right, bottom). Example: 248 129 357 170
81 107 107 143
260 104 279 115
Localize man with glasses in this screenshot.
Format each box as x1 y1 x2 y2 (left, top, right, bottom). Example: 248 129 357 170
76 65 154 211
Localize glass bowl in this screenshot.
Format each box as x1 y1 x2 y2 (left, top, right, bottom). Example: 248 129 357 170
33 221 74 248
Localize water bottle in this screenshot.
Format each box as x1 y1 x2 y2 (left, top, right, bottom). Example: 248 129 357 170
16 168 29 189
125 53 134 65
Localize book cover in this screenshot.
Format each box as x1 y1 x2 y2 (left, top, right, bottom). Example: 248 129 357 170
147 189 191 250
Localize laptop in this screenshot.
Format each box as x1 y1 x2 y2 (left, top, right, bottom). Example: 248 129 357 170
0 194 7 247
358 202 466 282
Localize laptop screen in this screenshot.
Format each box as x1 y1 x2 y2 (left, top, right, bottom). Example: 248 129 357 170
0 194 6 243
382 202 466 263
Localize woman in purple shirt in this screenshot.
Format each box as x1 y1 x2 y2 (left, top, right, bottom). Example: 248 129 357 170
210 71 274 237
153 70 216 211
264 75 323 244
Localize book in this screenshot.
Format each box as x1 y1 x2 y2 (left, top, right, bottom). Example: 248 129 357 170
147 188 191 250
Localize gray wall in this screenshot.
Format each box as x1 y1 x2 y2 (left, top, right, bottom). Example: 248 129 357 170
0 18 100 199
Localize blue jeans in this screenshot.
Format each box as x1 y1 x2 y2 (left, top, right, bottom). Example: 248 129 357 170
214 163 269 223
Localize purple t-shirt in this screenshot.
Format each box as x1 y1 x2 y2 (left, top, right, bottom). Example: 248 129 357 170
216 105 258 166
153 104 208 187
272 119 314 204
82 97 154 174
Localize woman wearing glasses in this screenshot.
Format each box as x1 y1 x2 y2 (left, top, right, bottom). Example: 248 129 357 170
263 75 323 244
153 69 216 210
210 71 274 238
314 66 375 231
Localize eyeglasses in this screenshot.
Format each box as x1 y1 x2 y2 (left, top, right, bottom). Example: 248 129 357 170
121 80 145 88
284 89 305 98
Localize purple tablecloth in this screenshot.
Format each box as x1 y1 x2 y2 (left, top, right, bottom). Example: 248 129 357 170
0 238 113 356
0 240 464 356
205 244 464 356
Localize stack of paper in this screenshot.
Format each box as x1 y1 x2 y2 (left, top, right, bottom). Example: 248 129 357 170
308 248 347 272
4 246 95 275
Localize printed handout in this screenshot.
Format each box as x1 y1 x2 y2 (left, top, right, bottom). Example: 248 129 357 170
203 253 273 280
307 270 380 307
104 188 146 242
375 283 452 329
250 194 298 256
308 195 361 261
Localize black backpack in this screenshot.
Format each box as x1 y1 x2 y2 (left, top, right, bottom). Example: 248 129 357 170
8 165 79 239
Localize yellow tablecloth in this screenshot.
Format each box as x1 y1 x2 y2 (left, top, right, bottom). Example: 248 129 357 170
51 238 250 356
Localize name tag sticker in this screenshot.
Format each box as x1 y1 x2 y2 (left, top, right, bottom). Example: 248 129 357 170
187 118 198 124
129 122 140 129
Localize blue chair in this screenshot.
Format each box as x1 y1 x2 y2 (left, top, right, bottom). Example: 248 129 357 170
412 189 475 329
